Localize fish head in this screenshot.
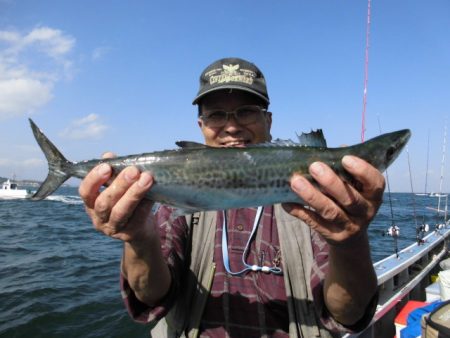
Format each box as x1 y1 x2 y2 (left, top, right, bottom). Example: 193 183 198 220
363 129 411 172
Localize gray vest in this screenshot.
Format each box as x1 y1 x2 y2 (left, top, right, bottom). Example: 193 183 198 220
150 205 337 338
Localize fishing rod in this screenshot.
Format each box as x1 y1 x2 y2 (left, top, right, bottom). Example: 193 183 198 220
377 116 400 258
359 1 400 257
360 0 371 142
417 131 431 234
405 146 428 245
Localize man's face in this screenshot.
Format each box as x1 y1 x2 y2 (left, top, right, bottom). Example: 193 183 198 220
198 90 272 147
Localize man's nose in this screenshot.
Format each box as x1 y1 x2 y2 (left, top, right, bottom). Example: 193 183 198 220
223 113 241 130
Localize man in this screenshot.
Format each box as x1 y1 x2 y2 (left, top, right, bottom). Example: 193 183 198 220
79 57 381 337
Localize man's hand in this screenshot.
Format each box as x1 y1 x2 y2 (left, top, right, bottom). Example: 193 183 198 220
78 153 155 243
283 155 382 326
78 154 171 305
283 155 385 246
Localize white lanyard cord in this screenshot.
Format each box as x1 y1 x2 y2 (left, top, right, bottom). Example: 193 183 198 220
221 206 283 276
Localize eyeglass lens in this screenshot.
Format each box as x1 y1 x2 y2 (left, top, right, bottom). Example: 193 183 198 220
203 106 264 127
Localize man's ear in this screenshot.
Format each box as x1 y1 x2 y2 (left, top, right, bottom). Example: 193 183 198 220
266 111 273 129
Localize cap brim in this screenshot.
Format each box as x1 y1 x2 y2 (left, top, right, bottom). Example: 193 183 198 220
192 85 270 105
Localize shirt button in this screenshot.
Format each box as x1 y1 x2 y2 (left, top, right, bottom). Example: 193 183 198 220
236 224 244 231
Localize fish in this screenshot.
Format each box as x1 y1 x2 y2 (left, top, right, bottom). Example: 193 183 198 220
29 118 411 213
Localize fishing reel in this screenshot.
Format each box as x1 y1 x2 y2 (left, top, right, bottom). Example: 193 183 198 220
435 223 446 231
416 223 429 245
418 223 430 233
383 224 400 238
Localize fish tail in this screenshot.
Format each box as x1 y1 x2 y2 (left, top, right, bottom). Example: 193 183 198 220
29 119 74 200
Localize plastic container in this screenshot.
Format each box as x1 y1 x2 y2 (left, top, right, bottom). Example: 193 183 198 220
426 281 441 302
438 270 450 301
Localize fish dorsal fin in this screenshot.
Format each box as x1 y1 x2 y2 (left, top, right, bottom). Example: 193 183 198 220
249 129 327 148
176 141 209 149
176 129 327 149
296 129 327 147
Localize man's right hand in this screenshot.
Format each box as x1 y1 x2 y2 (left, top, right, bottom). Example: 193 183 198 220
78 154 172 305
78 153 156 243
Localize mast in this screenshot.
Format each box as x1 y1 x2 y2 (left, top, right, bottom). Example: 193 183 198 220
424 131 430 194
437 123 447 214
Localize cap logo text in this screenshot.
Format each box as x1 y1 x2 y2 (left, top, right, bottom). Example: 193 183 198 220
206 64 256 86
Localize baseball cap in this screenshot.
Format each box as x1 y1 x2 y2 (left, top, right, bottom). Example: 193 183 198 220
192 57 270 105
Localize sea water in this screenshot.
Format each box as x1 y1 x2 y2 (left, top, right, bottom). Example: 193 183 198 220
0 188 447 337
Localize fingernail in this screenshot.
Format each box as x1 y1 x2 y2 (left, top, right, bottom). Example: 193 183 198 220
310 162 324 176
342 155 356 169
291 175 304 192
138 172 153 188
96 163 111 177
124 167 139 183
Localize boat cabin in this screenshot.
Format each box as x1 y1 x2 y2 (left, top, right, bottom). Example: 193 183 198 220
2 179 17 190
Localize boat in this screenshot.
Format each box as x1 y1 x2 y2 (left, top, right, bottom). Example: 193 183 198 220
351 130 450 337
344 225 450 337
347 123 450 337
0 179 33 199
429 192 447 198
347 2 450 335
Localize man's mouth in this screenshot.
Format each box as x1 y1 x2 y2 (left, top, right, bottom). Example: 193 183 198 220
221 140 248 147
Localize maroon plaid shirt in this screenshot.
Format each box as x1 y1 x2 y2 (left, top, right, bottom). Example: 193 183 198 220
121 205 372 337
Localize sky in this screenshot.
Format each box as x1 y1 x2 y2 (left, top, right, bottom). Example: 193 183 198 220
0 0 449 192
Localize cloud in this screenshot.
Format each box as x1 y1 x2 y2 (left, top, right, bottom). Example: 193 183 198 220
0 78 53 119
59 114 108 140
0 26 75 120
92 46 110 61
23 27 75 58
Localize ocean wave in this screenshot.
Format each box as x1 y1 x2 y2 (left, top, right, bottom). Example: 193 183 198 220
44 195 83 205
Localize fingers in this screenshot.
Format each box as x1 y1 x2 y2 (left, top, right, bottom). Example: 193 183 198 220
79 163 113 209
289 174 348 227
342 155 385 201
110 198 155 242
284 157 386 244
102 151 116 159
290 163 367 220
79 161 155 239
102 170 153 231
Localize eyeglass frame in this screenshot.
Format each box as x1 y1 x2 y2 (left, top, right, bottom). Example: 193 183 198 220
199 105 268 128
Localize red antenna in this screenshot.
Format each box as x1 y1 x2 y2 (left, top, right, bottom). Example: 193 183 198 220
361 0 371 142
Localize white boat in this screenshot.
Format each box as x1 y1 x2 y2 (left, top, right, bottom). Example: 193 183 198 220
344 225 450 337
346 124 450 336
429 192 448 198
0 179 32 199
349 2 450 336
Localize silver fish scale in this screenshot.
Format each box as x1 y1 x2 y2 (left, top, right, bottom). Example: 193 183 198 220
29 116 411 212
141 148 318 211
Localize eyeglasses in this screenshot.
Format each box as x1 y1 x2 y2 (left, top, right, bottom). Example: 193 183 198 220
200 105 267 128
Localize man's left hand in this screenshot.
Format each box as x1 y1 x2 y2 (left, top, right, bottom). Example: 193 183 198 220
283 155 385 246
